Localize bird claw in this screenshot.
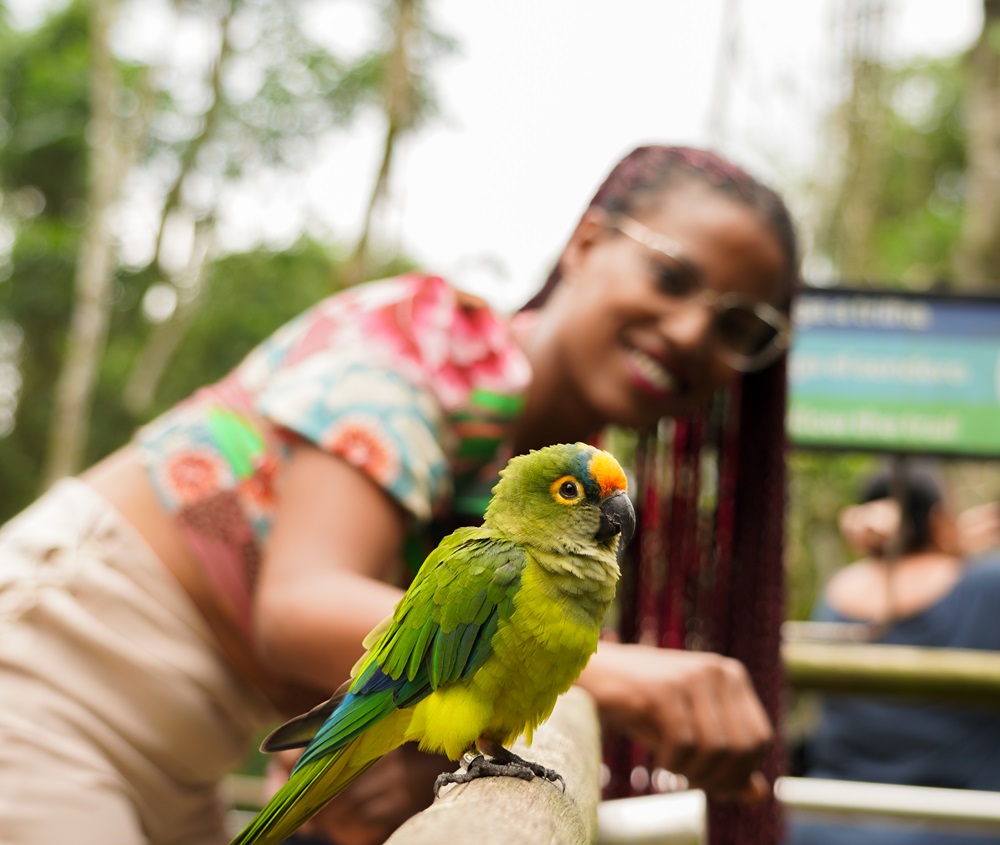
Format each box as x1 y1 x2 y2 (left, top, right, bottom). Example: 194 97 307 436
434 748 566 796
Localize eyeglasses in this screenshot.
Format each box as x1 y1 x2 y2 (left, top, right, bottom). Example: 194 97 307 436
610 214 791 373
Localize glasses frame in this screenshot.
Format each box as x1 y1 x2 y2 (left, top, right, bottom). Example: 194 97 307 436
609 213 791 373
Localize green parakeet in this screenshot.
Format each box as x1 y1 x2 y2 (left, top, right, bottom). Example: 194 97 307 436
230 442 635 845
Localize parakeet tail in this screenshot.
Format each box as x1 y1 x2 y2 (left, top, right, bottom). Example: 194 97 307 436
228 737 379 845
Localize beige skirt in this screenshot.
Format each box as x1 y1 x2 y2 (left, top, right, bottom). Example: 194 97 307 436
0 479 276 845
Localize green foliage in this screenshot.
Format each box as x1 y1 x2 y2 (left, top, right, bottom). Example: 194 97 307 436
0 2 90 519
869 58 967 286
0 0 90 216
815 56 967 287
151 242 342 411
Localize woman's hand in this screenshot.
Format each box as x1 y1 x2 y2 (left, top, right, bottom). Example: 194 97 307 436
577 640 773 802
265 745 448 845
838 499 901 557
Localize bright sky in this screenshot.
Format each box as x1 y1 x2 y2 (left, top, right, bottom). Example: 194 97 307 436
276 0 983 311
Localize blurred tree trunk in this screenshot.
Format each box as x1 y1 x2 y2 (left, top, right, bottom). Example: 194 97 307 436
122 224 215 414
954 0 1000 289
344 0 421 288
821 0 888 281
42 0 124 486
121 0 235 416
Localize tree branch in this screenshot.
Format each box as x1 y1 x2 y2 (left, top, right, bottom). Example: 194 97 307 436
43 0 123 485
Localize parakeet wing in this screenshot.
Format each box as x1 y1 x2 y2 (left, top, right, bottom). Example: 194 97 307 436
266 527 527 770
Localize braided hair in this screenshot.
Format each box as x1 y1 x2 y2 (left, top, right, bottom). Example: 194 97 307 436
526 145 798 845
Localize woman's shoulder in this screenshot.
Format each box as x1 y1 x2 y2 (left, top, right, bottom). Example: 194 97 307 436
239 273 530 403
822 554 967 623
310 273 498 330
265 273 485 345
308 274 525 373
821 559 884 621
349 273 532 408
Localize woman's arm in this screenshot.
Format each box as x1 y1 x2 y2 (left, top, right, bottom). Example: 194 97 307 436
253 441 408 690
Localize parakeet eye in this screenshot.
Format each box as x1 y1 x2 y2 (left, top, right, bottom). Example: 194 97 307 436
551 476 584 505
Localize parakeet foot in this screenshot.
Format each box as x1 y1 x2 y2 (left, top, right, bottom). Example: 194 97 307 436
434 748 566 795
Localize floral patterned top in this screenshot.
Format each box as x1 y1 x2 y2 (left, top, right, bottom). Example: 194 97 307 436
135 274 532 638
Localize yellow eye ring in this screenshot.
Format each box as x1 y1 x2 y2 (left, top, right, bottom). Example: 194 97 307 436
550 475 584 505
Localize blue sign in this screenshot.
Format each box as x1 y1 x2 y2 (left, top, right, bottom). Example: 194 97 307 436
788 289 1000 457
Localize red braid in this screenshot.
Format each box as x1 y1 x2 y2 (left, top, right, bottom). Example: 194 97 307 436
707 360 788 845
604 361 788 845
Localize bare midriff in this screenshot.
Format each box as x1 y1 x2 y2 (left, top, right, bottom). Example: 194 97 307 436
80 445 319 715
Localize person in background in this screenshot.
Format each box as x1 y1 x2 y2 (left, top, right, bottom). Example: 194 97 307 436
0 144 796 845
786 467 1000 845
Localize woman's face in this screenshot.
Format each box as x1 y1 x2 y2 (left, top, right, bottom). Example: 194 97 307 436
545 182 788 430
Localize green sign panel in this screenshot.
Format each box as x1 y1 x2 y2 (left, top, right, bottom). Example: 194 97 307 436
788 289 1000 457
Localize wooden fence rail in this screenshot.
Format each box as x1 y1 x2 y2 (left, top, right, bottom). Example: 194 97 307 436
784 640 1000 703
228 640 1000 843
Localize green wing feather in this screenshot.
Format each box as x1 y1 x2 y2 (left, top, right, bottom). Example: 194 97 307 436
231 528 527 845
295 529 526 765
230 732 386 845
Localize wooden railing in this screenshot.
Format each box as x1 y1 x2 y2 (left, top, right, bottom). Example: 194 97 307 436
227 686 603 844
228 638 1000 843
784 638 1000 703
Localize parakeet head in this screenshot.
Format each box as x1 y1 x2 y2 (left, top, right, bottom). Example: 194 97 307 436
484 443 635 558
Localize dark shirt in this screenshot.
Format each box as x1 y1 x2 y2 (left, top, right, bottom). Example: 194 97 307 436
785 555 1000 845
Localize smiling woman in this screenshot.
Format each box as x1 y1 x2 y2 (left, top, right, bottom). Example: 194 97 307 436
520 184 787 428
520 146 795 435
0 143 796 845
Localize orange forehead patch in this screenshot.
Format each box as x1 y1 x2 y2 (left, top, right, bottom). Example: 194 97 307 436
588 449 628 498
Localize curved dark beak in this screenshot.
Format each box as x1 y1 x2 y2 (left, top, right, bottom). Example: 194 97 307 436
597 490 636 547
